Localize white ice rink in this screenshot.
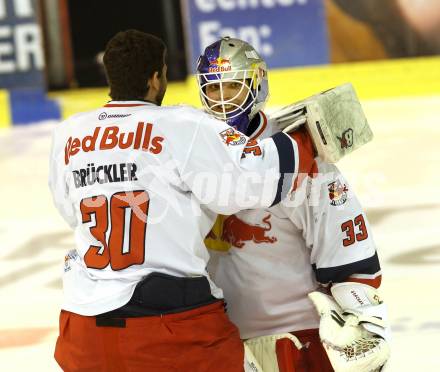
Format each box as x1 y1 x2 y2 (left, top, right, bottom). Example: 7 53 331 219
1 96 439 371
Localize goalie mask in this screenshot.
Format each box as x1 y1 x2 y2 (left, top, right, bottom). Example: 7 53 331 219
196 37 269 133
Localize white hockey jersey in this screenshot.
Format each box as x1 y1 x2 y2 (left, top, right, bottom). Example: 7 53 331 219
49 102 302 316
206 112 382 339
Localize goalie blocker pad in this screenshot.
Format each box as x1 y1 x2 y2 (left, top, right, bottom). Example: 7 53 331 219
270 83 373 163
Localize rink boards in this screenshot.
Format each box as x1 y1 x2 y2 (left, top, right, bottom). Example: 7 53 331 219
1 56 440 128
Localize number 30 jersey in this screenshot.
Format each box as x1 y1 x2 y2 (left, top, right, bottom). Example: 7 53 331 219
49 102 301 316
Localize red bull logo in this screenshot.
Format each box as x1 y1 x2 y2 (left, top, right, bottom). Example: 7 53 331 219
208 57 232 72
220 214 277 248
328 180 348 206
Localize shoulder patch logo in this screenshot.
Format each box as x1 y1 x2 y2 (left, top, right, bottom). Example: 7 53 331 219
220 128 246 146
328 180 348 206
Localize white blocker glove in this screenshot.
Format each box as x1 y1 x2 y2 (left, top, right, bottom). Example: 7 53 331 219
270 83 373 163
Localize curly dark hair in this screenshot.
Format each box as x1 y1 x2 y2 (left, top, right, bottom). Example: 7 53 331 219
103 30 167 100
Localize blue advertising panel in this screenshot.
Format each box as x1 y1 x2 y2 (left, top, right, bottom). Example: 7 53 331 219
0 0 45 89
0 0 60 125
183 0 329 72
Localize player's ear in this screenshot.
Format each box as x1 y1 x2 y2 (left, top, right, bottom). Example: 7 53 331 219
148 71 161 92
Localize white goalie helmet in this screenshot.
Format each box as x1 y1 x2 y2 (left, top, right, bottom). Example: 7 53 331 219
196 37 269 133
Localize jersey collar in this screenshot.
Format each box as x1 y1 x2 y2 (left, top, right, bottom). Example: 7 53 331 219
247 111 268 140
103 100 156 108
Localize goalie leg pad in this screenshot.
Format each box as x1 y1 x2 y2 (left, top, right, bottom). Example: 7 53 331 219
244 333 304 372
244 344 264 372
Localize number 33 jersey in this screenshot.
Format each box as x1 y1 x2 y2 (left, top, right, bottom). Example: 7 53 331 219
206 116 382 339
48 102 300 316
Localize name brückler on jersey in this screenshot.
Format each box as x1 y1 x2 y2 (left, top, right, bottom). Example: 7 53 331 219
72 162 138 188
64 122 164 165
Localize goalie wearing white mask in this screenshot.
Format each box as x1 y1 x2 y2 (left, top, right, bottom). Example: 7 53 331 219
197 37 391 372
196 36 269 134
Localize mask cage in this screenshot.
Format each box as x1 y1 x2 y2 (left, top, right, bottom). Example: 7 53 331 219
196 69 260 121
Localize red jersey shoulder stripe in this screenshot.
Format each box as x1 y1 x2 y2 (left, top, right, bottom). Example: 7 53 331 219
249 112 268 141
347 271 382 288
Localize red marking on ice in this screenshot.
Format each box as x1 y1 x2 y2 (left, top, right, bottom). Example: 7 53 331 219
0 327 56 349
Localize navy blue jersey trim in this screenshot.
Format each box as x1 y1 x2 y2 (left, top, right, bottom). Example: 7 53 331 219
270 132 296 206
312 251 381 284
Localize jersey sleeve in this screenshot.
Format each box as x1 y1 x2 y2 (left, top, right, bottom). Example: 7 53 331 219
284 159 382 288
48 124 78 228
172 108 300 215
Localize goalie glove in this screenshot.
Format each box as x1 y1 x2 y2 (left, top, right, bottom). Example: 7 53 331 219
308 282 390 372
269 83 373 163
